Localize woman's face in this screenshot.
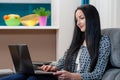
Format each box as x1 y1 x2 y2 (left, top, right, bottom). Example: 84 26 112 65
75 9 86 32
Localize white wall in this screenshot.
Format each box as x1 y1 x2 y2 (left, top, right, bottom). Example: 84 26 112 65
56 0 80 60
116 0 120 27
90 0 120 28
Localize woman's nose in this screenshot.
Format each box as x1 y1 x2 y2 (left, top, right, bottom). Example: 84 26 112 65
77 20 81 26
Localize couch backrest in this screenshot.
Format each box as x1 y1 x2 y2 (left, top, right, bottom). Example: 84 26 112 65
101 28 120 68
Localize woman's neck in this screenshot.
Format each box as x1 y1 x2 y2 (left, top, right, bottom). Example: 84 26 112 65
82 40 86 47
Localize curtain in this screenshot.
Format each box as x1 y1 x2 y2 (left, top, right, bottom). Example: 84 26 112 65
81 0 89 5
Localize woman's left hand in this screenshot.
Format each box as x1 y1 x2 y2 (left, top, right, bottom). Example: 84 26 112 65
53 70 81 80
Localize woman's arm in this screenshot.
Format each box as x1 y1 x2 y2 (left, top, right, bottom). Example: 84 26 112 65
80 35 111 80
54 70 82 80
54 51 68 70
39 51 68 72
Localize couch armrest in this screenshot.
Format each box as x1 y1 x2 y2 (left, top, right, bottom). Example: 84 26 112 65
102 69 120 80
115 71 120 80
0 69 13 77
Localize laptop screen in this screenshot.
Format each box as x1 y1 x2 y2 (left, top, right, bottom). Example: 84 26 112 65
8 44 34 74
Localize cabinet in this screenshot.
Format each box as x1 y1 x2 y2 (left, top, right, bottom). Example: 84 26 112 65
0 0 59 29
0 0 58 69
0 0 51 3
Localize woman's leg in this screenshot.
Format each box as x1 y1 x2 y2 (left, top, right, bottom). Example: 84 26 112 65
36 75 58 80
0 73 27 80
27 76 37 80
27 74 58 80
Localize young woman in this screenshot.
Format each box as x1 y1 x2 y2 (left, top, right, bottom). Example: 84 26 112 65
0 4 111 80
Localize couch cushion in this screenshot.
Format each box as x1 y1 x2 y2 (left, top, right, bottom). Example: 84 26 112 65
115 71 120 80
102 69 120 80
102 28 120 68
0 69 13 77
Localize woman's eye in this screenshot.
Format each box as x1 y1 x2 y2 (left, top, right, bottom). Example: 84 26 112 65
80 17 84 19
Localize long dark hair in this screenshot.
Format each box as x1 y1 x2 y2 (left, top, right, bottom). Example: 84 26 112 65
64 4 101 72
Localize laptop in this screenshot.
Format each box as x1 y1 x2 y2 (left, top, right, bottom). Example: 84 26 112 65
8 44 53 75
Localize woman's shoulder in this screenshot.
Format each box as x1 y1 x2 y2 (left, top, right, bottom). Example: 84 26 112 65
101 34 110 41
101 35 110 42
99 34 111 56
99 34 111 49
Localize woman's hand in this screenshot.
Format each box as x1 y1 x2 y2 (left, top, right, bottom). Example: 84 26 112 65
54 70 82 80
38 65 58 72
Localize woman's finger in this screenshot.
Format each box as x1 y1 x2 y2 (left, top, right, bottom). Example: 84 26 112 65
39 65 48 71
50 66 57 72
45 65 52 71
54 70 65 76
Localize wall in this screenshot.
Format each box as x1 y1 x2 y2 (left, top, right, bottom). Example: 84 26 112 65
116 0 120 26
90 0 120 28
0 30 56 69
56 0 80 60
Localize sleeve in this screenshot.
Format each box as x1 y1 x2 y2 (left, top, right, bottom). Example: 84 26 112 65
53 51 68 70
80 35 111 80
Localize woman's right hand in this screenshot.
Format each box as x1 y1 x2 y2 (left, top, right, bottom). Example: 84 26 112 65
38 65 58 72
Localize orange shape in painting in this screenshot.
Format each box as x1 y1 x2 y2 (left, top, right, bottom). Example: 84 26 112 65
3 15 10 20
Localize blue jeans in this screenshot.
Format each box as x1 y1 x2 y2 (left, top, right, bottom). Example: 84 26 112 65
0 73 27 80
0 73 58 80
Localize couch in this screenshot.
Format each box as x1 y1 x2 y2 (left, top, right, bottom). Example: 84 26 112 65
102 28 120 80
0 68 13 77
